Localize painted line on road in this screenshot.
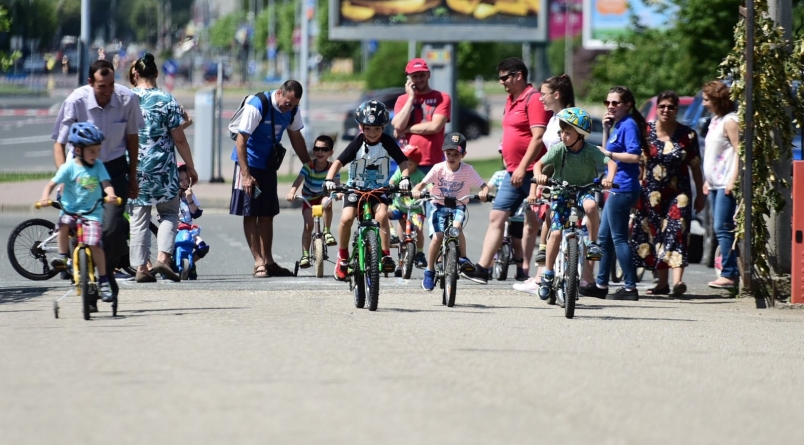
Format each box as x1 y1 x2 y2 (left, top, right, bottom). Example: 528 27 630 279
24 150 52 158
0 135 53 146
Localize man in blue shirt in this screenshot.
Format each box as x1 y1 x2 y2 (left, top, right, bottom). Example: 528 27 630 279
230 80 312 278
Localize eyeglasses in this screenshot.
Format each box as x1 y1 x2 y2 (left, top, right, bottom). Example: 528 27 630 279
603 100 624 107
657 105 678 110
313 146 331 152
498 71 520 82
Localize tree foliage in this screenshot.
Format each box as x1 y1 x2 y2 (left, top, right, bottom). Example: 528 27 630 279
0 5 20 69
719 0 804 298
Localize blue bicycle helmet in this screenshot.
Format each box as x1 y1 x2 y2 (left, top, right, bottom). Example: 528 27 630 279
355 100 389 126
68 122 105 147
557 107 592 137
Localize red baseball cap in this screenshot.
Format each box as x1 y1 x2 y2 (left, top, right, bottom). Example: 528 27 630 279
405 58 429 74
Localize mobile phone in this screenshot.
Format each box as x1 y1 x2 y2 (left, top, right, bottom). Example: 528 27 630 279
407 75 415 89
253 185 262 199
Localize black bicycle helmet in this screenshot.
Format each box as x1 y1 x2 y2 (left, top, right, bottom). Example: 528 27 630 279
68 122 105 146
355 100 389 126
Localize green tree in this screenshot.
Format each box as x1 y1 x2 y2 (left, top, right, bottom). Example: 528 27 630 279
0 5 21 69
364 41 407 90
208 12 243 50
316 0 359 60
0 0 57 52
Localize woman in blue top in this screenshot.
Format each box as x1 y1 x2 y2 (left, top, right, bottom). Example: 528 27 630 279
581 86 646 301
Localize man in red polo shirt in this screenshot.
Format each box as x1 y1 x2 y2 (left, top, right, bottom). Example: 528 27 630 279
462 57 552 284
392 58 451 175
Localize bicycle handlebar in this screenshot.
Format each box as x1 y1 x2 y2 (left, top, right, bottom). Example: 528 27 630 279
35 197 122 215
416 191 495 202
534 178 620 190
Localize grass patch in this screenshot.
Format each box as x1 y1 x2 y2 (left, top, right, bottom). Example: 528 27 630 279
0 83 42 96
464 157 504 182
0 172 54 183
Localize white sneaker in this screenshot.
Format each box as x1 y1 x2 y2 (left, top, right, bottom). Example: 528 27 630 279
513 277 541 295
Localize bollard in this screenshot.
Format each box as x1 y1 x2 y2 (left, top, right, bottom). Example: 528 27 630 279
792 161 804 303
193 88 216 183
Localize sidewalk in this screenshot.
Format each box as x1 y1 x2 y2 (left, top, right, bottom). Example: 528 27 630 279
0 128 503 213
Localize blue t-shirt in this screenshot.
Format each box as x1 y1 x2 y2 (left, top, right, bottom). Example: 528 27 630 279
51 158 111 222
230 90 304 169
606 114 642 192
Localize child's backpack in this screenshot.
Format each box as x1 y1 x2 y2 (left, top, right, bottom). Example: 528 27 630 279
228 91 297 140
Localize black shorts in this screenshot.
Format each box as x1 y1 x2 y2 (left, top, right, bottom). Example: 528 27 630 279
229 163 279 217
342 191 389 210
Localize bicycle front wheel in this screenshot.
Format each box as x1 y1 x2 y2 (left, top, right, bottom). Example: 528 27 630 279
444 241 459 307
313 238 325 278
564 240 579 319
402 241 415 279
494 243 511 281
7 218 60 280
365 230 381 311
79 248 91 320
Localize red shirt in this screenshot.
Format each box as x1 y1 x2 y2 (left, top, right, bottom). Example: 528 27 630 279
501 85 551 173
394 90 452 167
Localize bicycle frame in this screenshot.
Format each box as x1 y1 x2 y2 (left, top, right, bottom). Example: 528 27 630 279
351 198 382 277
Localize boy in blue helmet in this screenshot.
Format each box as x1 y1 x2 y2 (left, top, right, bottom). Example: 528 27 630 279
39 122 118 302
529 107 617 300
325 100 411 281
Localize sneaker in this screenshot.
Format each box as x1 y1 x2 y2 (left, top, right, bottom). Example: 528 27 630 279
382 255 396 273
189 264 198 280
299 254 311 269
586 242 603 260
534 248 546 264
461 265 489 284
422 269 435 291
607 287 639 301
88 303 98 313
324 231 337 246
334 259 349 281
458 257 475 274
394 267 402 278
580 283 608 299
513 277 541 295
414 252 427 269
515 267 529 281
196 242 210 259
390 234 401 247
50 257 69 272
538 273 554 300
98 280 114 302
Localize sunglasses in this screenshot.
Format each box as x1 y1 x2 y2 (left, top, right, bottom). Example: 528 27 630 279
499 71 520 82
603 100 624 107
657 105 678 110
313 146 331 152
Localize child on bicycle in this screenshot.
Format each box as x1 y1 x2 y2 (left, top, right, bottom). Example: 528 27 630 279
286 135 340 268
177 163 209 279
489 166 530 281
324 100 411 281
39 122 117 301
529 107 616 300
412 132 489 291
388 145 427 275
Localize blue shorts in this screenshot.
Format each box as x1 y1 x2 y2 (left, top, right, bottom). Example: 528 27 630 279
550 192 595 231
428 203 466 237
492 171 534 214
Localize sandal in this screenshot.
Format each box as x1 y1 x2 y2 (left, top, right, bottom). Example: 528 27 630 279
672 282 687 298
645 285 670 295
253 265 268 278
324 231 337 247
708 278 736 289
266 262 295 277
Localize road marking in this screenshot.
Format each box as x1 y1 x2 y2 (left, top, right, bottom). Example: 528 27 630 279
24 150 52 158
0 135 53 146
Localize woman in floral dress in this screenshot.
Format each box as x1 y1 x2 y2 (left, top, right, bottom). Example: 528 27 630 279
630 91 706 297
128 53 199 283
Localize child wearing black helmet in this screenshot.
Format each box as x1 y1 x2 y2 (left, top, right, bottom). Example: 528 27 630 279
324 100 411 281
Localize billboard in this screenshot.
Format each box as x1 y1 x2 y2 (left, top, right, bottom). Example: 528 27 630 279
329 0 548 42
582 0 676 50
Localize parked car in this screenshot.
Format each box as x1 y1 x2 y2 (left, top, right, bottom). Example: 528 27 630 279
22 55 48 74
639 95 695 122
341 88 490 142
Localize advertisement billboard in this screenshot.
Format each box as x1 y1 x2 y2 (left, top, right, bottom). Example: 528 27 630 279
329 0 548 42
582 0 676 50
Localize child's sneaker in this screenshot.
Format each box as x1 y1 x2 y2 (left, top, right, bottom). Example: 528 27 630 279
586 241 603 260
390 233 401 247
538 272 555 301
382 256 396 273
98 279 114 302
461 265 489 284
334 259 349 281
324 231 337 246
515 267 529 281
299 253 311 268
422 269 435 291
414 252 427 268
196 242 210 259
394 267 402 278
534 248 547 264
189 264 198 280
51 257 69 272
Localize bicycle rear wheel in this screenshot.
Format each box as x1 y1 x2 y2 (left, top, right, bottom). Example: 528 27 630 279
79 248 91 320
565 240 579 319
444 241 459 307
402 241 415 279
7 218 60 280
123 222 159 276
494 243 511 281
313 238 325 278
365 230 381 311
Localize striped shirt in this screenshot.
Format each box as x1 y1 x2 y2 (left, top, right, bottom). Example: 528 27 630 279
51 84 144 162
300 161 339 198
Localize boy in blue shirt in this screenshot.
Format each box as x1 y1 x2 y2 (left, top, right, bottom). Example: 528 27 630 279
39 122 117 302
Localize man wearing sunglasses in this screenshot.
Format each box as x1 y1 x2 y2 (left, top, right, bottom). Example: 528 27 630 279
462 57 551 285
391 58 451 176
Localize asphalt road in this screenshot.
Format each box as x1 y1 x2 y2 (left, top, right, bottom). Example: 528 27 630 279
2 206 803 444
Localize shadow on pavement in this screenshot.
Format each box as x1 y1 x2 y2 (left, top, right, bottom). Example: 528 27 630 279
0 286 58 305
580 315 698 322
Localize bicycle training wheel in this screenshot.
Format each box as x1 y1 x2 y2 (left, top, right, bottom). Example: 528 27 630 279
7 218 61 280
79 248 91 320
444 242 459 307
402 242 415 279
365 231 381 311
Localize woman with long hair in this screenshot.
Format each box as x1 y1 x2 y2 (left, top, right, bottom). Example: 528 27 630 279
128 53 199 283
702 80 740 289
629 90 705 298
581 86 645 301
